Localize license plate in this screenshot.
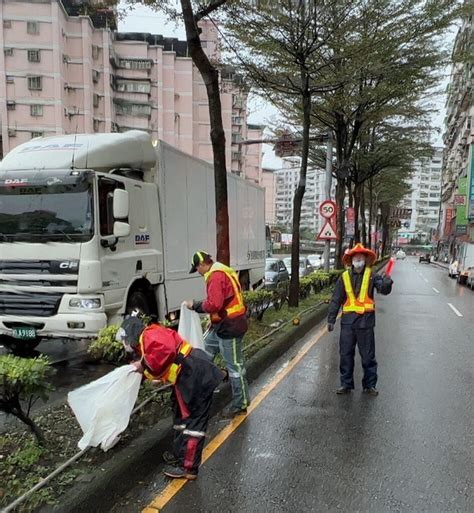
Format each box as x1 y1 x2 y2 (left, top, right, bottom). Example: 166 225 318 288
12 327 37 340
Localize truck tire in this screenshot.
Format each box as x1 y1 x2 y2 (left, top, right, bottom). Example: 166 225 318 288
126 290 150 317
0 335 41 354
239 270 250 291
458 274 467 285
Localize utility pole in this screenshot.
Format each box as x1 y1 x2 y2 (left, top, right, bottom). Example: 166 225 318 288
324 131 333 272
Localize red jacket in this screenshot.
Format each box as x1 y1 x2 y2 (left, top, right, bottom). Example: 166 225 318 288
194 270 248 338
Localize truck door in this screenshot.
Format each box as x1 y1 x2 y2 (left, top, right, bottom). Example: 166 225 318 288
97 176 136 316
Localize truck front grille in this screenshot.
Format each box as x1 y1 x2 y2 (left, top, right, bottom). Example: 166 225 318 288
0 292 62 317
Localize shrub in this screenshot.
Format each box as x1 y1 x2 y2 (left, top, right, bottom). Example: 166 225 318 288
0 355 55 444
299 276 313 299
88 324 125 364
243 289 273 320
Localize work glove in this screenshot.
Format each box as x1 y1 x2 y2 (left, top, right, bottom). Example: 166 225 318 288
327 323 335 332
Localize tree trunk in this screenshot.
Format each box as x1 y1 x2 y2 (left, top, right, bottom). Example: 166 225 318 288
353 182 362 244
360 183 367 247
180 0 230 264
335 178 346 269
6 399 45 445
380 202 390 257
288 76 311 308
368 178 373 249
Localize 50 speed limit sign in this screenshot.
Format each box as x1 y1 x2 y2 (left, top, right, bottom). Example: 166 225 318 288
319 200 336 219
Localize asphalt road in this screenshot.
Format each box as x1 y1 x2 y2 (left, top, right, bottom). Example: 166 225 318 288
110 257 473 513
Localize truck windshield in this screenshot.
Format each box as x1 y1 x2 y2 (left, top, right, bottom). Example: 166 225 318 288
0 177 93 243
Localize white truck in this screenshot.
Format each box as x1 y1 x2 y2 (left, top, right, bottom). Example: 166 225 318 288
452 242 474 286
0 131 265 351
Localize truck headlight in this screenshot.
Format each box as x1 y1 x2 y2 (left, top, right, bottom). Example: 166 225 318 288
69 298 101 309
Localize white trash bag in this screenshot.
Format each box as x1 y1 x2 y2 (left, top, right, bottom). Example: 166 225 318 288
68 364 142 451
178 302 205 350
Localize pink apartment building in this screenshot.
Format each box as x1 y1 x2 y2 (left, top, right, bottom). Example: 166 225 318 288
0 0 263 178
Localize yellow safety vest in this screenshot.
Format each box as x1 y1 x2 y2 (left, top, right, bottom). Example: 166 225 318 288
342 267 375 315
139 330 192 385
204 262 246 322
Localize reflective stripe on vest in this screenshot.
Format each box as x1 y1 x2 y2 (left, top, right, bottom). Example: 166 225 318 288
342 267 375 314
139 329 192 384
204 262 246 322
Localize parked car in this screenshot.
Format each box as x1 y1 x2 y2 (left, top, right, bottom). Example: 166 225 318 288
419 253 431 263
284 257 314 278
307 254 323 269
264 258 289 289
396 250 406 260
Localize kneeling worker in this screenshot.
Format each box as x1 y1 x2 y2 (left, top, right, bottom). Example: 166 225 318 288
327 243 393 395
117 316 223 480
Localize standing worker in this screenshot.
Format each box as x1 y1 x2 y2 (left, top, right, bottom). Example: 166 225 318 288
185 251 250 417
117 316 223 480
327 243 393 396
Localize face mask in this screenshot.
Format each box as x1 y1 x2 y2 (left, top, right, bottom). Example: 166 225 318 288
353 259 365 270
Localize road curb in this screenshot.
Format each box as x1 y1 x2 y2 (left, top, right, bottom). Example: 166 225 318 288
51 303 329 513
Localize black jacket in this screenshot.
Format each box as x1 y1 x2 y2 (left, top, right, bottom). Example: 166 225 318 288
175 348 223 413
328 268 393 328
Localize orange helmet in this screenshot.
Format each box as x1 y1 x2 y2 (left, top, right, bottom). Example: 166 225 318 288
342 243 376 267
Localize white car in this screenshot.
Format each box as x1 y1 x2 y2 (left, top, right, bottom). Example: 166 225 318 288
448 260 459 278
307 254 323 269
396 250 406 260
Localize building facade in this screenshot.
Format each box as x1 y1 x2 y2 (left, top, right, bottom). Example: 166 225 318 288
273 157 328 234
440 9 474 247
262 167 276 225
398 148 443 241
0 0 262 178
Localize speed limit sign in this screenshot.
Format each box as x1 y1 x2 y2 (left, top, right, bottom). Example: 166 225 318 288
319 200 336 219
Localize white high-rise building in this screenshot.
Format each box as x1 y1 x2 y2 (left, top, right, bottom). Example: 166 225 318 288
400 148 443 238
274 158 328 233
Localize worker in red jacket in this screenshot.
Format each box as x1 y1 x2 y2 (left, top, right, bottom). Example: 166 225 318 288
185 250 250 417
117 315 223 480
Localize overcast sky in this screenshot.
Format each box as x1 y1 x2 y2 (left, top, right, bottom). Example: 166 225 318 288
118 2 453 169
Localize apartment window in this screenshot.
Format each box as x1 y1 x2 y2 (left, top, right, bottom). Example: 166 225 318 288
92 70 99 83
28 50 41 63
28 76 42 90
31 131 43 138
30 104 43 117
8 129 16 137
27 21 39 35
4 48 13 56
117 57 153 70
93 94 100 108
92 45 100 60
3 20 12 29
93 119 100 132
6 76 14 84
6 101 16 111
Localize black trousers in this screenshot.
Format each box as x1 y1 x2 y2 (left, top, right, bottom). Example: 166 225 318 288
339 324 377 389
171 389 213 474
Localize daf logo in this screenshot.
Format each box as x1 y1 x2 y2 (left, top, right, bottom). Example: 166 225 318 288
5 178 28 185
59 261 79 269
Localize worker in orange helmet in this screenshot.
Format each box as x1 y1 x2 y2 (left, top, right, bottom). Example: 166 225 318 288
327 244 393 396
116 316 223 480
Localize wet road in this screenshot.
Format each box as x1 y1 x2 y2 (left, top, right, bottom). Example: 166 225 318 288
111 258 473 513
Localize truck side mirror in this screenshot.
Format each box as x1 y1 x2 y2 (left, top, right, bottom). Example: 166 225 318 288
113 221 130 238
113 189 129 219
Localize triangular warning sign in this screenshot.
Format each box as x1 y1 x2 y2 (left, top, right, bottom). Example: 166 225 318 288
317 221 337 240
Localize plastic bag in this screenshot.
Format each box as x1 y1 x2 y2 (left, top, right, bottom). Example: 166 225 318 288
68 364 141 451
178 302 205 350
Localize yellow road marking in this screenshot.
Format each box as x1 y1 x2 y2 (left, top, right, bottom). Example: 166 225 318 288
143 325 329 513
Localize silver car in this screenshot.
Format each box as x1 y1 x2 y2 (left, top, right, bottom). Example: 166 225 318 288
283 257 315 278
264 258 289 289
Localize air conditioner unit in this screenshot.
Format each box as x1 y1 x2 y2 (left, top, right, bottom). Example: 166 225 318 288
8 128 16 137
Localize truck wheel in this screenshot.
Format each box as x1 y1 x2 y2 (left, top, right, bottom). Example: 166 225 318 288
0 335 41 354
126 290 150 317
458 275 467 285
